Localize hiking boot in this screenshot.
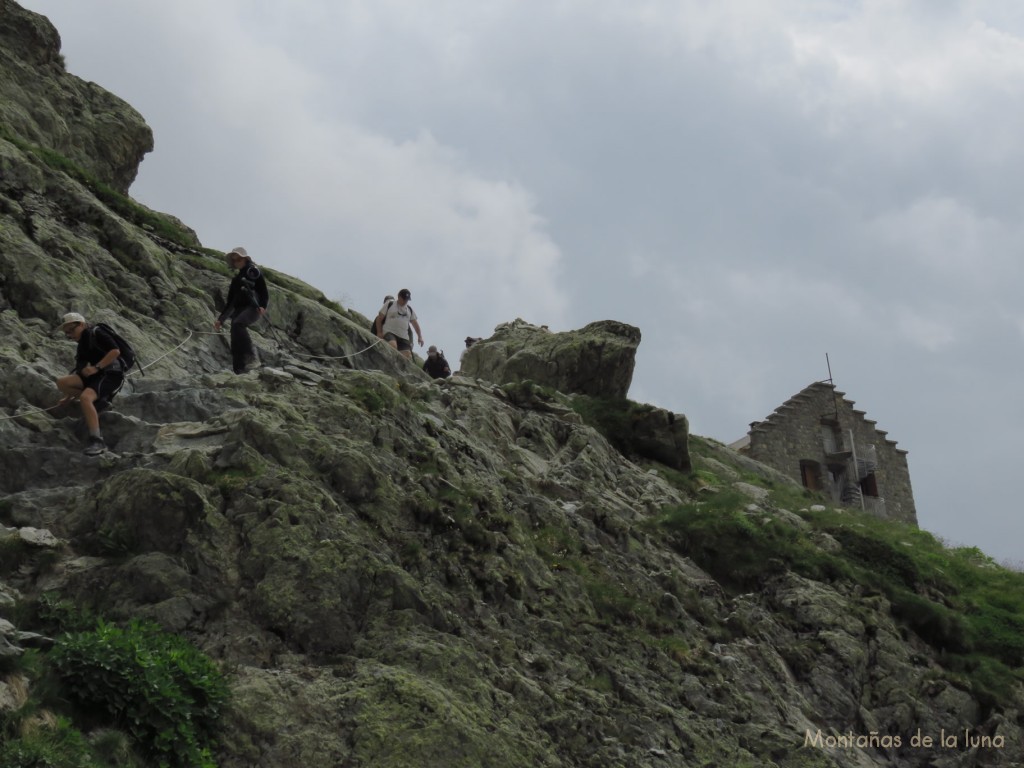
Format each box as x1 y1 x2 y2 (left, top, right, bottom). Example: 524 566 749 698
83 436 106 456
234 356 261 374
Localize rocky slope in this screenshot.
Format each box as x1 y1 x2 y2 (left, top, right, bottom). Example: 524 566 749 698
1 3 1022 767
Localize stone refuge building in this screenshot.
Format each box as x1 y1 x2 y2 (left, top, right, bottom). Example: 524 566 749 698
730 381 917 525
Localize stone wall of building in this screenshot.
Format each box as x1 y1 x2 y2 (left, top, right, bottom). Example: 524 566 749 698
745 382 917 525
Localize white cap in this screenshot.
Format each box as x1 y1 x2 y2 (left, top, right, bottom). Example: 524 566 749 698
59 312 86 329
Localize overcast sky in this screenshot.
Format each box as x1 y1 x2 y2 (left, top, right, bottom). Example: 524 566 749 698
24 0 1024 565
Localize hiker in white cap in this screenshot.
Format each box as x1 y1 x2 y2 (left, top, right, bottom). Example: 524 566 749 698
55 312 124 456
213 247 269 374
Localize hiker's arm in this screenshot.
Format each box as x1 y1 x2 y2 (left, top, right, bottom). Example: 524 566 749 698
80 331 120 377
97 347 121 370
255 274 269 313
83 347 120 377
216 276 239 326
375 314 385 337
411 318 424 346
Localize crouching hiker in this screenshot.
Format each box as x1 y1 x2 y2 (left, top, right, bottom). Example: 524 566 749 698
55 312 126 456
423 346 451 379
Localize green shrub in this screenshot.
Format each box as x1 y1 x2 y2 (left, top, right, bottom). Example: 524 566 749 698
570 395 636 452
22 593 97 636
51 621 228 768
0 717 100 768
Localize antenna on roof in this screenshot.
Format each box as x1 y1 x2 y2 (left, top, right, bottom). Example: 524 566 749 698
825 352 839 421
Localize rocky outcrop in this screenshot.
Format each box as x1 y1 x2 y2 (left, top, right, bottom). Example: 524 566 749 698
461 318 641 399
0 1 153 193
1 5 1022 767
622 403 690 471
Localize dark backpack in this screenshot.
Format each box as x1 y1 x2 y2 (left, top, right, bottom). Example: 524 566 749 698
369 301 393 336
90 323 140 374
238 264 262 309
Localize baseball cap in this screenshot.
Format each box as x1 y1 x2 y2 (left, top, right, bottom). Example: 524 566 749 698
59 312 86 329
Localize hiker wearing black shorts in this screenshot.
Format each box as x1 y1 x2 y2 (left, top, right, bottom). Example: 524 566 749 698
375 288 424 360
55 312 124 456
214 247 269 374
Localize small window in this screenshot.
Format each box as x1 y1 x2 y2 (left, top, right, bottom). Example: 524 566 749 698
800 460 822 491
861 472 879 498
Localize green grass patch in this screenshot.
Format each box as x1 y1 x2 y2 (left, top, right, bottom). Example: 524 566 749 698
650 485 1024 708
652 491 852 592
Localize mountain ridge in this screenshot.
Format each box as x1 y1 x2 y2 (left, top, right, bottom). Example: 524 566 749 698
1 3 1022 767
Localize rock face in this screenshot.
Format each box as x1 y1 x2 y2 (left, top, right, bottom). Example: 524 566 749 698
1 4 1023 768
461 318 641 399
0 1 153 193
624 403 690 471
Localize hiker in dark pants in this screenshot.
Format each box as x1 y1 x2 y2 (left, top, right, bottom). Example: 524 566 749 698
55 312 123 456
214 247 269 374
423 346 451 379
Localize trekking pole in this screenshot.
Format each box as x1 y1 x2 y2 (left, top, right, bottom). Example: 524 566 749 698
258 311 290 348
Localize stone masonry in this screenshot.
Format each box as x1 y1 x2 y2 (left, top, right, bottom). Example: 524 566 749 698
733 381 917 525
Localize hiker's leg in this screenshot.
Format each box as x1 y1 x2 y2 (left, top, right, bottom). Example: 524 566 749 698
56 374 84 399
92 372 123 411
79 387 100 433
395 336 413 360
230 307 259 372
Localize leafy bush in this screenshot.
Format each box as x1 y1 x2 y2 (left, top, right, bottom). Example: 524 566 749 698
0 717 100 768
31 593 98 634
51 621 228 768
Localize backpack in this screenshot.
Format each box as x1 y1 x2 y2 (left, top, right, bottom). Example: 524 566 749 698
90 322 140 374
370 300 414 343
238 264 262 309
369 301 393 336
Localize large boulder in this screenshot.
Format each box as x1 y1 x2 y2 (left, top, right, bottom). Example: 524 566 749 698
0 2 153 193
460 318 640 399
626 404 691 472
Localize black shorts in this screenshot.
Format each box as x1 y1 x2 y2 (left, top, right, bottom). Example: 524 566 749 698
82 370 124 401
384 332 412 352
